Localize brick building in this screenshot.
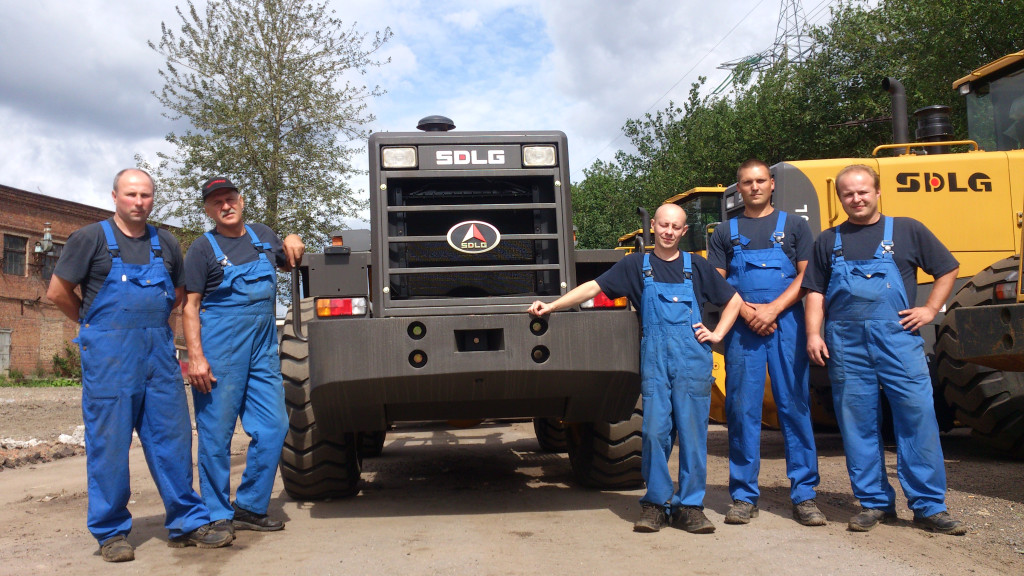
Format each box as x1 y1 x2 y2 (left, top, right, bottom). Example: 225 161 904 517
0 184 184 377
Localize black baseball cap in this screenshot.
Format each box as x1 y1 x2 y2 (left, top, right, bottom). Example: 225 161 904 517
201 177 238 200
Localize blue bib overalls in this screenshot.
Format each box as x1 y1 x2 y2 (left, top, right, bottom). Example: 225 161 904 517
723 213 819 506
192 226 288 520
639 252 714 511
78 221 209 543
824 217 947 517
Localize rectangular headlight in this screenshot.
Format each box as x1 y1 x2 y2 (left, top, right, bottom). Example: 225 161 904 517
382 147 417 169
523 145 556 167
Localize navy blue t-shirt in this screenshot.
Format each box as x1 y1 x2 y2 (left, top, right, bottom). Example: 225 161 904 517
53 218 184 317
802 216 959 305
184 223 287 298
596 251 736 319
707 210 813 272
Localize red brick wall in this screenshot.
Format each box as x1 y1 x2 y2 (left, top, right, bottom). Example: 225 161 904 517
0 185 184 377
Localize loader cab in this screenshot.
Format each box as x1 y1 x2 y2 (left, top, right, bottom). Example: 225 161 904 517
663 186 726 254
954 50 1024 152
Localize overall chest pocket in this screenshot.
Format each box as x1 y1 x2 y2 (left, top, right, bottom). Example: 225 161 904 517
654 289 695 325
847 266 895 301
741 256 790 283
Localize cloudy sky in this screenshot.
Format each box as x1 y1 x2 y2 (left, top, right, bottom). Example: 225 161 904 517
0 0 838 223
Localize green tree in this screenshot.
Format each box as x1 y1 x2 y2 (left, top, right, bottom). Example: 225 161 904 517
141 0 391 249
573 0 1024 248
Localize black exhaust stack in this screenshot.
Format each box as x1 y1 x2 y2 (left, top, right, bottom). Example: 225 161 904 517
882 77 910 145
914 105 954 155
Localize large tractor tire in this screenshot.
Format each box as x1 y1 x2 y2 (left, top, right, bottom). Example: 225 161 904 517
565 398 643 489
935 255 1024 458
533 417 569 453
279 300 362 499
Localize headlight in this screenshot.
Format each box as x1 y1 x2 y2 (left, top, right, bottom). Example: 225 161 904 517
523 145 556 167
382 147 417 169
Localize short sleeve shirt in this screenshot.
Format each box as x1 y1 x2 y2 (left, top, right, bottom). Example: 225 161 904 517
707 210 813 272
184 223 287 298
595 251 736 318
53 218 185 317
802 216 958 305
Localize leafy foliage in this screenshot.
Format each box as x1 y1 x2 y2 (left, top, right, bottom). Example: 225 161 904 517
573 0 1024 247
141 0 391 250
51 343 81 380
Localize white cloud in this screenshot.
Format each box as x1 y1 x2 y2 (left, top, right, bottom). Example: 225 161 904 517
0 0 805 215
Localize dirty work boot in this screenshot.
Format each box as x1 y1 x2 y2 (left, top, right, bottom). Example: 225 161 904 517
211 519 236 540
167 523 234 548
793 499 827 526
633 503 669 533
913 511 967 536
99 535 134 562
672 506 716 534
847 507 897 532
232 502 285 532
724 500 759 524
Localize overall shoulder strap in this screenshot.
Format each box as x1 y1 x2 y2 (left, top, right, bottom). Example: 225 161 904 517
729 218 749 252
831 226 844 263
874 216 895 259
642 253 653 278
772 211 787 247
204 232 230 267
99 220 121 260
146 225 163 263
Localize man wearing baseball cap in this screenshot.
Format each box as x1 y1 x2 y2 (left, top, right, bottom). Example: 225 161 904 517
183 176 304 536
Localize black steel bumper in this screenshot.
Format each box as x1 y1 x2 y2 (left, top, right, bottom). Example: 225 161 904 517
943 304 1024 371
306 309 641 434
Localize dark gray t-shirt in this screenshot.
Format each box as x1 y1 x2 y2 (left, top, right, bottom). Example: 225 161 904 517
707 210 813 272
595 251 736 318
53 218 185 317
184 223 287 298
802 216 959 305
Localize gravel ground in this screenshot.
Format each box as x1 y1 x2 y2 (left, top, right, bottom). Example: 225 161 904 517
1 385 1023 575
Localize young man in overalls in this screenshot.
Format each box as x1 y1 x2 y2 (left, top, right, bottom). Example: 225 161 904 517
707 159 823 526
528 203 742 533
183 177 304 535
803 164 965 535
47 169 232 562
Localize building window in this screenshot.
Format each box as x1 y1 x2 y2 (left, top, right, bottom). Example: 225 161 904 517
42 242 63 281
3 235 27 276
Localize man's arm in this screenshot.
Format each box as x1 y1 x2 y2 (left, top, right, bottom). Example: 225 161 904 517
694 292 743 344
46 275 82 323
717 265 779 336
899 267 959 332
183 291 216 394
527 280 604 317
805 291 829 366
746 261 808 335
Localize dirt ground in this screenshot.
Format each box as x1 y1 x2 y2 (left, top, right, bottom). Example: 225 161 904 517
1 386 1023 576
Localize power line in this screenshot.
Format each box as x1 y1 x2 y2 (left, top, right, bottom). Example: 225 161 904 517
583 0 771 169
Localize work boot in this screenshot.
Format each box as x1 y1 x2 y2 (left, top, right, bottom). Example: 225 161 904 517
793 499 827 526
633 503 669 533
672 506 716 534
99 535 134 563
232 502 285 532
211 519 236 540
167 523 234 548
847 507 897 532
724 500 758 524
913 511 967 536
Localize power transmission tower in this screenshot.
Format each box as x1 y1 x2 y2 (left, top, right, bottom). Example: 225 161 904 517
713 0 817 94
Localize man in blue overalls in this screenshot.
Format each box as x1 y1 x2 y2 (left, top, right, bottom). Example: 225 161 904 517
803 164 965 535
529 204 742 533
708 159 823 526
183 177 304 536
47 168 232 562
